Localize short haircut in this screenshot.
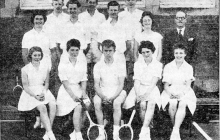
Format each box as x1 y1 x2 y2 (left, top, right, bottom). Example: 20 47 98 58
66 38 81 52
107 1 120 9
173 43 187 54
53 0 64 2
138 41 155 54
27 46 44 62
101 39 116 51
176 11 187 18
140 11 156 28
31 11 47 24
66 0 81 8
86 0 98 4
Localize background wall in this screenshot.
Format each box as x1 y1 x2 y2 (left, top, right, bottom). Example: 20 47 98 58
0 0 219 105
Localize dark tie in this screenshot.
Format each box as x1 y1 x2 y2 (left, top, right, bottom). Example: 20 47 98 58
179 30 182 35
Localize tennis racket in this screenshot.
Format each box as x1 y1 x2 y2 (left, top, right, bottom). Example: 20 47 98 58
119 102 138 140
13 69 23 106
80 100 107 140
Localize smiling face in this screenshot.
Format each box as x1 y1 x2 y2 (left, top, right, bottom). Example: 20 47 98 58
33 15 44 28
68 4 79 18
68 46 79 58
141 48 153 60
175 11 187 29
108 6 119 19
31 51 42 63
142 15 152 29
52 0 63 13
174 48 186 62
125 0 136 9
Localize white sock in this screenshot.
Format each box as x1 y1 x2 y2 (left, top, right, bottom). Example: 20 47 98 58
113 125 120 134
75 132 82 138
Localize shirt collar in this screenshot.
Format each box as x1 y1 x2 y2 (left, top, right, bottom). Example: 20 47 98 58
177 27 185 35
124 7 138 14
85 9 99 17
32 28 45 34
171 59 187 69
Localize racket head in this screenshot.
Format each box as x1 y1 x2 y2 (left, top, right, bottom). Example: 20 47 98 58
87 125 107 140
119 125 133 140
12 86 23 106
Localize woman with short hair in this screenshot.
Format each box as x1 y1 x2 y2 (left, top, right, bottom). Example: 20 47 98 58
18 46 56 140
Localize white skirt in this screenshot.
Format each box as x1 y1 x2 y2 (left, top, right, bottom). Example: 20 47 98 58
123 85 161 109
161 85 197 114
18 85 55 111
56 84 90 116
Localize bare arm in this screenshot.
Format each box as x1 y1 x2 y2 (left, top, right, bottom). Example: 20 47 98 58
156 39 163 62
134 79 141 97
94 78 106 99
133 40 139 62
81 81 89 99
62 80 81 102
22 48 29 65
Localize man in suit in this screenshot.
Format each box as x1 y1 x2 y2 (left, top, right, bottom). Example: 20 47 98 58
162 11 198 65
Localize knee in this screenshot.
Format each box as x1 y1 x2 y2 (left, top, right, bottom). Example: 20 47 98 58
37 105 47 114
140 102 147 112
178 101 187 111
49 101 56 108
93 96 102 110
148 101 155 110
169 100 178 110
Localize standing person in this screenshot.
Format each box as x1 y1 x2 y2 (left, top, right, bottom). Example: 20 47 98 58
44 0 69 98
21 11 52 130
56 39 90 140
134 11 163 62
18 47 56 140
119 0 143 62
60 0 87 63
98 1 128 73
79 0 106 63
93 40 127 140
161 43 197 140
123 41 162 140
162 11 198 65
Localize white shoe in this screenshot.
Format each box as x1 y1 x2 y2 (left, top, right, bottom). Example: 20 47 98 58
43 133 49 140
113 131 119 140
69 131 76 140
75 132 83 140
47 131 56 140
170 128 181 140
96 131 105 140
139 127 151 140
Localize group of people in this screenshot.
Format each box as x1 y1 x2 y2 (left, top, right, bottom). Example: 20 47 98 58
17 0 198 140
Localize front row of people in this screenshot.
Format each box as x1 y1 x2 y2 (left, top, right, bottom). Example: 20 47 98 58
18 38 197 140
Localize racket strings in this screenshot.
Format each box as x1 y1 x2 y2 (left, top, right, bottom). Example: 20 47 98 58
119 126 132 140
88 126 106 140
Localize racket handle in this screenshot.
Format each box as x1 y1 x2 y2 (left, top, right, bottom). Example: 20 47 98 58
128 110 136 125
16 76 19 83
192 121 212 140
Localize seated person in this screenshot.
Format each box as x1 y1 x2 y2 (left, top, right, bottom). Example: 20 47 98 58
56 39 90 140
93 39 127 140
123 41 162 140
18 46 56 140
161 43 197 140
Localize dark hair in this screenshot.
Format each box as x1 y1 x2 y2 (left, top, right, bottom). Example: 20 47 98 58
66 38 81 52
173 43 187 54
31 11 47 24
66 0 81 8
27 46 44 62
138 41 155 54
86 0 98 4
107 1 120 9
140 11 155 28
101 39 116 51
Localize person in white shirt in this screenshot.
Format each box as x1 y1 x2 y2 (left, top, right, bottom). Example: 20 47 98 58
22 11 51 69
98 1 128 72
119 0 143 62
44 0 69 98
93 40 127 140
161 43 196 140
56 39 90 140
59 0 88 64
123 41 162 140
79 0 106 63
134 11 163 62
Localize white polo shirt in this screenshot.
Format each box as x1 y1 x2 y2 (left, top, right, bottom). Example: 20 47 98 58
98 18 128 54
119 7 143 39
79 9 106 43
22 28 51 57
44 12 69 48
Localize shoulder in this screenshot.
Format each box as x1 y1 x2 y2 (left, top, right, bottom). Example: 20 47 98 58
22 63 31 73
136 8 144 14
46 13 53 19
164 60 174 70
96 10 106 18
23 29 33 37
183 61 193 69
94 61 102 69
153 31 163 38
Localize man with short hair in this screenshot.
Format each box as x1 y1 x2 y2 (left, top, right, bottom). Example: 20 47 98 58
44 0 69 97
93 39 127 140
162 11 198 65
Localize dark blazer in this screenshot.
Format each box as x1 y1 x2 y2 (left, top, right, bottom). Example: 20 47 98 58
162 27 198 65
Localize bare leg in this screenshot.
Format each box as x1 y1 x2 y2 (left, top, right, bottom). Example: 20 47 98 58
73 104 82 132
81 101 91 129
142 101 156 128
139 101 147 122
37 104 52 132
48 101 56 127
169 99 178 125
174 101 187 128
113 92 126 126
93 95 104 125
